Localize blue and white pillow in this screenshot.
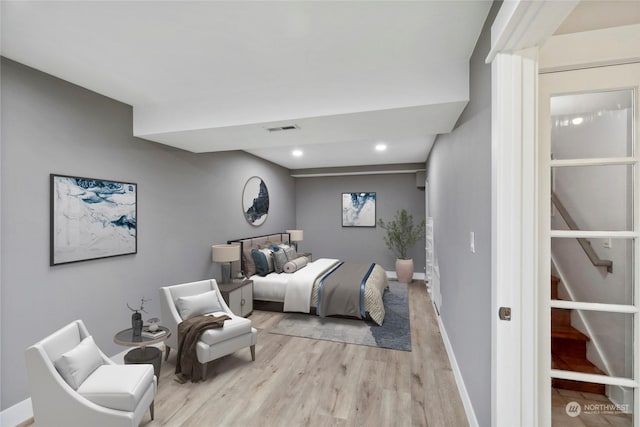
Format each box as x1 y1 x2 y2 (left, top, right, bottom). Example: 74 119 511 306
259 248 275 273
251 249 270 276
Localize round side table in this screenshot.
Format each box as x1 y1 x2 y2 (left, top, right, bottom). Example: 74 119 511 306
114 326 171 385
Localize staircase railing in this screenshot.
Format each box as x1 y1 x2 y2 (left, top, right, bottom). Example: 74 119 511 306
551 192 613 273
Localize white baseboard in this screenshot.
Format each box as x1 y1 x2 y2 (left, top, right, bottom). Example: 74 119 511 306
385 271 426 282
1 398 33 427
1 344 164 426
607 384 633 414
435 308 479 427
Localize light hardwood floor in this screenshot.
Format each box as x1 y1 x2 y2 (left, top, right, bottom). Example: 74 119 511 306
552 388 632 426
21 281 469 427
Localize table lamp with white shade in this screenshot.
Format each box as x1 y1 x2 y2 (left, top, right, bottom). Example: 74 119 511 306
286 229 303 251
211 244 240 284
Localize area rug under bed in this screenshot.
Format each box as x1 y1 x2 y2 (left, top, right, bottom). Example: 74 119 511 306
269 281 411 351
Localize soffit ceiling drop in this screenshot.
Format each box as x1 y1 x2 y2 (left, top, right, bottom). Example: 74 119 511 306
1 1 492 169
554 0 640 35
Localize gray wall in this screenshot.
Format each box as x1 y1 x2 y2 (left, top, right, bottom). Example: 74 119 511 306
295 173 425 273
0 58 295 409
426 2 500 426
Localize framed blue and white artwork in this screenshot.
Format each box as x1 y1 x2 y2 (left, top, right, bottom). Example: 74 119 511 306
50 174 137 265
242 176 269 227
342 192 376 227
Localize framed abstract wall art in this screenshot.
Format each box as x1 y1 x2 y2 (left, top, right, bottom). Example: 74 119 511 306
50 174 137 265
342 192 376 227
242 176 269 226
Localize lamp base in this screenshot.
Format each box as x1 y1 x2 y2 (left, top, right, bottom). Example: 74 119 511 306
221 262 232 284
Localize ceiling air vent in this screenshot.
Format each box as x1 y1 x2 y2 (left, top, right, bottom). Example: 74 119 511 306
266 124 300 132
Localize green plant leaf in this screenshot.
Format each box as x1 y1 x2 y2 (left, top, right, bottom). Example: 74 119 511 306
378 209 425 259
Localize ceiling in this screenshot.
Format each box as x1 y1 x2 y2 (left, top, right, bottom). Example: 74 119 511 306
554 0 640 35
1 1 492 170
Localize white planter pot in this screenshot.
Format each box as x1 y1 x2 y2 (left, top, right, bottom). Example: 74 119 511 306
395 258 414 283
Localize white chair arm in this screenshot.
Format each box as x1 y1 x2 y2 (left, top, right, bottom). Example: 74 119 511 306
210 279 235 316
26 344 138 426
159 286 183 350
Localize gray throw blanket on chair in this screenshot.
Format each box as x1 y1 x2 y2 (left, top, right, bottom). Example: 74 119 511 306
175 314 231 383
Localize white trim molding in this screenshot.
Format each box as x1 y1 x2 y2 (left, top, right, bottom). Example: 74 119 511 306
1 398 33 427
436 309 479 427
539 23 640 74
384 270 425 282
487 0 578 63
491 47 542 427
550 370 637 389
291 169 425 178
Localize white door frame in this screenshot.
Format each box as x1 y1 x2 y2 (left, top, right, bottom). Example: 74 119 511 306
488 1 577 426
491 48 543 427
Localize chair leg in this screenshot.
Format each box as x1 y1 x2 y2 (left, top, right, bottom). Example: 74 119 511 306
164 346 171 361
250 345 256 361
150 400 155 420
201 362 207 379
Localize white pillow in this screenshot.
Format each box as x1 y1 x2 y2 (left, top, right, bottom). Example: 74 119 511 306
284 256 308 273
54 336 104 390
176 290 223 320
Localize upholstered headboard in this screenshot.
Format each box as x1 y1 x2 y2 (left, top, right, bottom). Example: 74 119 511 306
228 232 291 277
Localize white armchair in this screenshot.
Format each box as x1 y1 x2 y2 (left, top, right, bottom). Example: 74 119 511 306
159 279 257 379
25 320 156 427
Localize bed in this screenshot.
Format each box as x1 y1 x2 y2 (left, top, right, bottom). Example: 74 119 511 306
228 233 389 325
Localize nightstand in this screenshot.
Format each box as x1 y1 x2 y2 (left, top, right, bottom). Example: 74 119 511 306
218 279 253 317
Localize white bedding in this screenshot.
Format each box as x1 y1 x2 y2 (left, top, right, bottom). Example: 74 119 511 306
283 258 340 313
251 258 339 308
251 257 389 325
251 272 289 301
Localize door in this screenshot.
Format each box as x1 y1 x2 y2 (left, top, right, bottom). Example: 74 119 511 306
424 179 441 311
540 63 640 426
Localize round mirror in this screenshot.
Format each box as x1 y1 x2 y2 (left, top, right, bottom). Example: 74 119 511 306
242 176 269 226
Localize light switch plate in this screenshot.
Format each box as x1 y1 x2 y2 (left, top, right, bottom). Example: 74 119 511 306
470 231 475 253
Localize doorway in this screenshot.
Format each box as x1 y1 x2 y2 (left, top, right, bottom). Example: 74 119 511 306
539 63 640 426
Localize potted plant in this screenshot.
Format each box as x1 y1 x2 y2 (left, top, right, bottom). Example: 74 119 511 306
378 209 426 283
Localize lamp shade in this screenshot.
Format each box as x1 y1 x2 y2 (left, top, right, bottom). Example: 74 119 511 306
286 229 303 242
211 244 240 263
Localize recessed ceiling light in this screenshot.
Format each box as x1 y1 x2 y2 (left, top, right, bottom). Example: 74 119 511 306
571 116 584 125
375 143 387 152
292 149 303 157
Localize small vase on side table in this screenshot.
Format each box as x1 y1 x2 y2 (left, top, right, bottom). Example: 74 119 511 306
131 312 143 337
